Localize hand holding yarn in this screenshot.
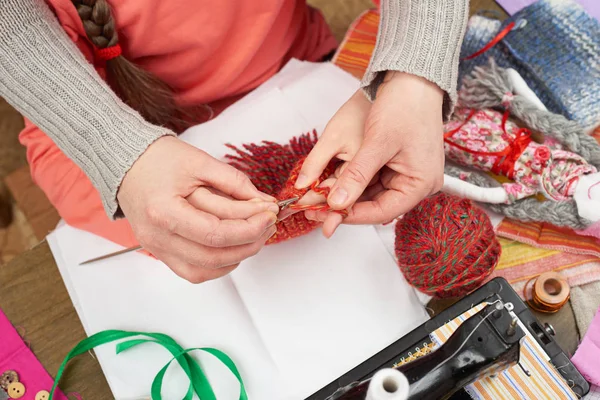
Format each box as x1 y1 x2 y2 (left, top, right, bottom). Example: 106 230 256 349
118 136 279 283
299 71 445 235
225 132 348 244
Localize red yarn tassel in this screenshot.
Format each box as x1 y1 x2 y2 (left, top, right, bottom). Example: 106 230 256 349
225 130 342 245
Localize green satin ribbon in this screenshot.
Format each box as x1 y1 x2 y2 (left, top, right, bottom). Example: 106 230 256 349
49 329 248 400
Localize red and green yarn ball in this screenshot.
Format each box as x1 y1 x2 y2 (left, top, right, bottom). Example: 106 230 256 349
394 192 501 298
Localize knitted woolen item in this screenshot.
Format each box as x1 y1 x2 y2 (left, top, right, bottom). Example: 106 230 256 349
225 131 338 245
448 59 600 229
459 0 600 131
395 192 501 298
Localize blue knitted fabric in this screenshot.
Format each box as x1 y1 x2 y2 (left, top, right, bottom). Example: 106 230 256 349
459 0 600 131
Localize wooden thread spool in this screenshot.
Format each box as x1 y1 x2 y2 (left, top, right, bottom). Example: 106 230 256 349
525 272 570 313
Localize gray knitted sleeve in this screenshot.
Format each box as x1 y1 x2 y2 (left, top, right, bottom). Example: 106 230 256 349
0 0 174 219
364 0 470 120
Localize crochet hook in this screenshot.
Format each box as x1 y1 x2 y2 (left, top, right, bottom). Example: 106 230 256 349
276 196 300 222
80 198 299 265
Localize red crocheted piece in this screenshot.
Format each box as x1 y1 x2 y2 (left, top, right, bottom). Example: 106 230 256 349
225 131 341 245
395 192 501 298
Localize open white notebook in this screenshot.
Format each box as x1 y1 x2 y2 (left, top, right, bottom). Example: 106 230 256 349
47 60 429 400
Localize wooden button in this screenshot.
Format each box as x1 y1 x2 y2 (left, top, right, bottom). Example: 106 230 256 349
7 382 25 399
35 390 50 400
0 371 18 390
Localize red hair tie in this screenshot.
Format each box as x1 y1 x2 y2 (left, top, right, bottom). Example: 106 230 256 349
95 44 122 61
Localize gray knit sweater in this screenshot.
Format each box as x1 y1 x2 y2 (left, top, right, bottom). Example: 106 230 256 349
0 0 468 218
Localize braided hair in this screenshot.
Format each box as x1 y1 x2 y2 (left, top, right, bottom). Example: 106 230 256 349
72 0 207 132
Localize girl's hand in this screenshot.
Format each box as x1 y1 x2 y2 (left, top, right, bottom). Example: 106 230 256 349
298 72 445 236
117 136 279 283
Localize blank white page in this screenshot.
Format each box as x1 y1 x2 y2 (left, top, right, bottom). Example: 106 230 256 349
47 225 283 400
231 226 429 400
179 86 312 159
278 62 359 132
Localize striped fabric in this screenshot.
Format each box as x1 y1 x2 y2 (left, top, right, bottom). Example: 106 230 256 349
332 9 380 79
497 221 600 258
490 238 600 299
332 10 600 288
429 303 578 400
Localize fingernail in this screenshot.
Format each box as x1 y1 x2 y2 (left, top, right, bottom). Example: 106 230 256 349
266 202 280 214
258 192 277 202
295 174 311 189
268 212 278 227
268 226 277 238
329 187 348 207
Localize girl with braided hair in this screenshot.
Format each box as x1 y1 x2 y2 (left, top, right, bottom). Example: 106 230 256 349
0 0 469 282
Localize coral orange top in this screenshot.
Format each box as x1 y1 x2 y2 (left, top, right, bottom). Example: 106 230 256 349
20 0 337 248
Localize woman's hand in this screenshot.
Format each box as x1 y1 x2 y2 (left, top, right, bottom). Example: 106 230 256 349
117 136 279 283
298 72 445 236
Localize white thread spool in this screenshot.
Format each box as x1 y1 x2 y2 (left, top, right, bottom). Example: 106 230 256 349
366 369 410 400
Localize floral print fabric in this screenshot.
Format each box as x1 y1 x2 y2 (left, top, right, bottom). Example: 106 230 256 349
444 108 597 203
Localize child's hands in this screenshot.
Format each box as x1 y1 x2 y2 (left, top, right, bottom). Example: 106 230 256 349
117 136 279 283
298 72 445 236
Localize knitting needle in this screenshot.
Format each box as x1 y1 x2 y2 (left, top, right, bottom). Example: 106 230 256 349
79 198 300 265
79 245 143 265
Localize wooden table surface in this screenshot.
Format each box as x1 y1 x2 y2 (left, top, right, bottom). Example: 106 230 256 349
0 241 111 398
0 240 580 399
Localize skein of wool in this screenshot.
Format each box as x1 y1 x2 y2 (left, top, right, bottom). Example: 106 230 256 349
395 192 501 298
225 130 340 244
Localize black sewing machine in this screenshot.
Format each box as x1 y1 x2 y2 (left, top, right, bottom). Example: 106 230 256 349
307 277 590 400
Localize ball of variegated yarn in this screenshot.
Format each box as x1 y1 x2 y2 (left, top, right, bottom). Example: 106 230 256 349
395 192 501 298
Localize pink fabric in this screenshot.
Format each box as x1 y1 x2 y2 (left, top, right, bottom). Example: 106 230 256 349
572 306 600 386
444 108 596 203
20 0 337 248
576 220 600 240
0 309 67 400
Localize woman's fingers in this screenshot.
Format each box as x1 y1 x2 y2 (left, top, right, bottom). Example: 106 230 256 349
295 135 341 189
197 155 276 202
157 225 277 283
335 162 380 188
297 90 370 189
322 213 344 237
147 197 277 248
187 187 279 219
117 138 279 283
